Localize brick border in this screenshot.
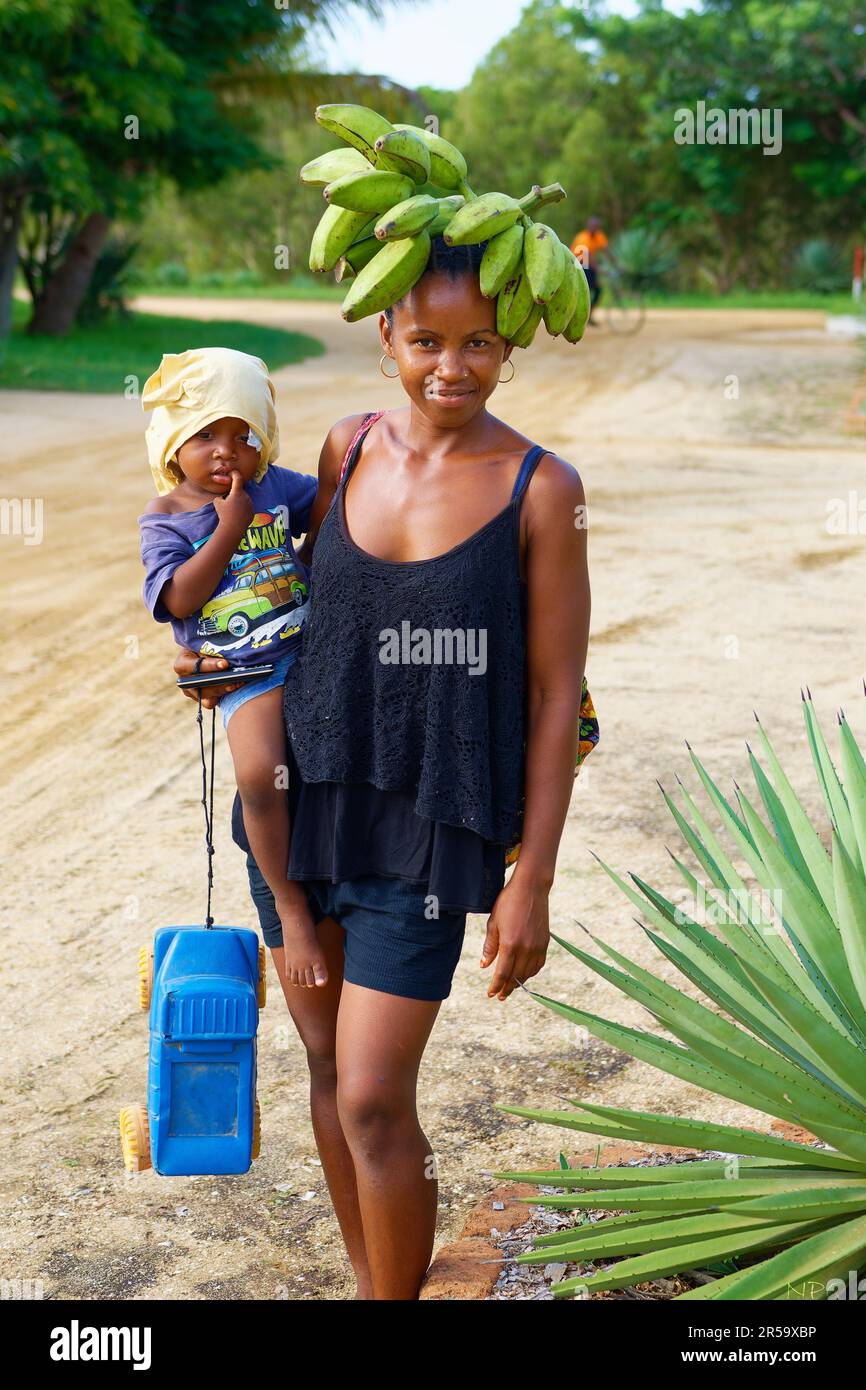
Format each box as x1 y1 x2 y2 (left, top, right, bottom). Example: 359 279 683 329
419 1121 819 1300
419 1141 697 1300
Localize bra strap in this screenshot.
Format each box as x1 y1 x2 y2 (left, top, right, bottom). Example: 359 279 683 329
339 411 385 484
511 444 549 501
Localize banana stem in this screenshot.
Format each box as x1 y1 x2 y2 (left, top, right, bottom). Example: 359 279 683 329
518 182 567 213
458 179 476 200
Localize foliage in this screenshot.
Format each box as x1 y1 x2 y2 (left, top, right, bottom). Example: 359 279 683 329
793 239 851 294
448 0 865 294
0 0 419 331
75 234 138 326
610 227 678 291
494 691 866 1299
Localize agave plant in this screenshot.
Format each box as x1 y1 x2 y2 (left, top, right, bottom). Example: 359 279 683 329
493 690 866 1300
608 226 678 292
792 238 849 295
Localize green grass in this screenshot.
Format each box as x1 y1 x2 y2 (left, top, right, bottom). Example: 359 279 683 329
129 274 345 302
127 274 862 315
0 299 325 392
640 289 860 314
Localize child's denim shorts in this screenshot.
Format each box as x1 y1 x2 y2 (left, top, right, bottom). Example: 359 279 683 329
244 855 467 1002
219 649 295 729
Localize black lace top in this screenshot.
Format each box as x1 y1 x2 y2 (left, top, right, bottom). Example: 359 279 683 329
282 415 548 856
231 760 508 914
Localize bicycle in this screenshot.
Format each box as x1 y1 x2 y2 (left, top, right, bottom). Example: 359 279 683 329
597 266 646 335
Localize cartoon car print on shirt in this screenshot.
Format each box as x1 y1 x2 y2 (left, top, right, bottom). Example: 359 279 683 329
194 508 309 648
199 559 307 639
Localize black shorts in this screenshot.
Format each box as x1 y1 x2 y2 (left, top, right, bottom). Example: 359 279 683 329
244 854 467 1002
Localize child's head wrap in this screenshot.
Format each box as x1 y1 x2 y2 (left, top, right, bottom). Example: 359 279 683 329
142 347 280 495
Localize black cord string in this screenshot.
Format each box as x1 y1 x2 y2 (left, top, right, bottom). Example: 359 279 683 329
196 691 216 929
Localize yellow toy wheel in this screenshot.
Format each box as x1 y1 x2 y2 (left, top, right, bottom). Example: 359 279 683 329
138 945 153 1011
119 1105 151 1173
257 944 267 1009
251 1096 261 1162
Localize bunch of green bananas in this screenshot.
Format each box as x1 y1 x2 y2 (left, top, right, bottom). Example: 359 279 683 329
300 103 590 345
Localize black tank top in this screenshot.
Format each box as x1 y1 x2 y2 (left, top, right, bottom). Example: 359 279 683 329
279 412 549 913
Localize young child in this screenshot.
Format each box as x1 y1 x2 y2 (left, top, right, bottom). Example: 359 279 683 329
138 346 327 987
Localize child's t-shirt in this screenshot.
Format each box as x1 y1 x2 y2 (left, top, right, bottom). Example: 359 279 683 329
138 465 317 669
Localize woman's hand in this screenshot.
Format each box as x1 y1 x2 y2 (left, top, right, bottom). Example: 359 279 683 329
173 647 244 709
479 869 550 1001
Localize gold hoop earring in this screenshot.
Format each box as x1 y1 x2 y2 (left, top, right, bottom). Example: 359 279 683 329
498 359 516 384
379 353 399 379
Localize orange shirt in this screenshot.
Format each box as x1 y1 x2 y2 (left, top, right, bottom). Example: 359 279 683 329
570 228 608 267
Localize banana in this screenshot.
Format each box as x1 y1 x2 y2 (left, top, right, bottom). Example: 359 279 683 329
392 124 468 191
335 234 381 283
426 194 465 238
562 255 591 342
314 104 392 162
324 168 415 213
309 206 376 273
510 301 544 348
341 231 432 323
524 222 564 304
479 223 525 299
496 260 535 339
542 241 579 335
300 146 371 187
374 194 439 241
373 129 431 185
444 191 523 247
416 180 456 200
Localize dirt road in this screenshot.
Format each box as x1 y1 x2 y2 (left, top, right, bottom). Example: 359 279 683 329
1 299 863 1299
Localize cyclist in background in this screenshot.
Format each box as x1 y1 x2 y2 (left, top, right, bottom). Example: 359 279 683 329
570 216 610 325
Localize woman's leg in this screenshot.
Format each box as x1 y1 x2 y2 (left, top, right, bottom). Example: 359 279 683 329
246 856 373 1294
334 981 444 1300
269 921 376 1299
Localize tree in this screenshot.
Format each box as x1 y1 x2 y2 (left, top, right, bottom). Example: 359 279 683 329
0 0 419 336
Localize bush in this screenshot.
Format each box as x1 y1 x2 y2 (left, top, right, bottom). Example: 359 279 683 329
610 226 678 291
793 239 850 295
76 235 139 326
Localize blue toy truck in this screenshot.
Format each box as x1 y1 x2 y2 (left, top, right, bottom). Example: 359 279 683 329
119 925 266 1175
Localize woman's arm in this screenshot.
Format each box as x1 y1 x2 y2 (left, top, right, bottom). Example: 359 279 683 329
295 414 369 568
481 454 590 1001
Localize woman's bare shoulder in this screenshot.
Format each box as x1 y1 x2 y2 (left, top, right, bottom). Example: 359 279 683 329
318 411 384 482
525 450 587 527
327 410 386 453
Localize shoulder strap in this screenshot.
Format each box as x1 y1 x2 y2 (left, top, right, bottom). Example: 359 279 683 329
339 411 385 485
511 444 550 502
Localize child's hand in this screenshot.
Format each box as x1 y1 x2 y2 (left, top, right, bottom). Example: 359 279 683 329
213 469 254 537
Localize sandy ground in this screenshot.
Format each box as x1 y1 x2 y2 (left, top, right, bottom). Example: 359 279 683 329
1 298 864 1301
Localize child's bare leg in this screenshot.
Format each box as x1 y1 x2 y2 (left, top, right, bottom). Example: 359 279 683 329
226 687 327 987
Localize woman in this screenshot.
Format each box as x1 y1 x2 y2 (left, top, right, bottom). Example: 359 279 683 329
175 236 590 1300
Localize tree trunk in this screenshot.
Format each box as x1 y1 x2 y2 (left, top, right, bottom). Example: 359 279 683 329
0 190 24 338
28 211 111 336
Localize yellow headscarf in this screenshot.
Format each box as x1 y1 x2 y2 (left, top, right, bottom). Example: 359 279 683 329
142 347 280 496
